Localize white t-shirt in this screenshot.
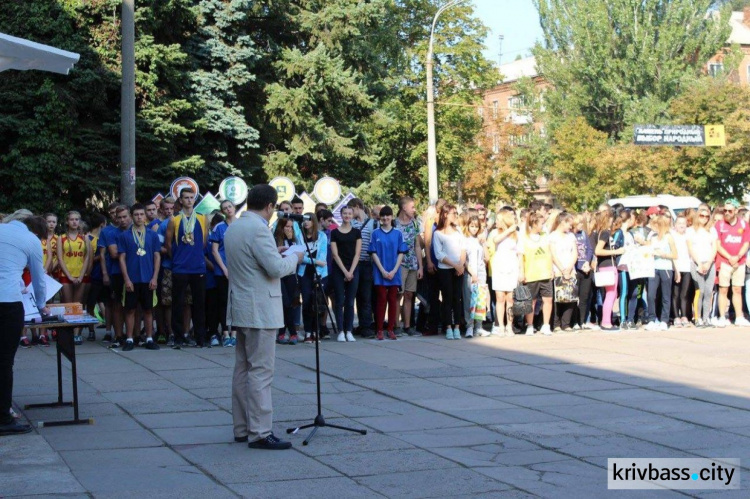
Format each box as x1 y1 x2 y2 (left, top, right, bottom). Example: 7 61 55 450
548 231 577 275
671 230 691 273
686 227 718 265
433 230 465 270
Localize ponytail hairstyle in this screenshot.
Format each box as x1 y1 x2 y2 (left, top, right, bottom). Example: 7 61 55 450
551 212 574 232
525 211 544 235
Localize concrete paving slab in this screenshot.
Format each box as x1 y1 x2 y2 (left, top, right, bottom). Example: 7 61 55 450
103 388 217 414
199 450 342 483
154 425 235 446
71 465 224 494
60 447 189 470
133 410 231 429
43 428 163 451
356 467 511 498
229 476 383 499
317 448 454 477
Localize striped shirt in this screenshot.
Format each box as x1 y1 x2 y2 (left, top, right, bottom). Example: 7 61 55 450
353 218 378 262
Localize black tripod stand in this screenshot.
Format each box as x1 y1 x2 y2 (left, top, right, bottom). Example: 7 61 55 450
286 219 367 445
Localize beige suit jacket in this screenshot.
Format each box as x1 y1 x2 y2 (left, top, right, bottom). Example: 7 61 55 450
224 211 298 329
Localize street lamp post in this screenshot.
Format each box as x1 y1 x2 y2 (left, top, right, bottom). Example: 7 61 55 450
426 0 466 205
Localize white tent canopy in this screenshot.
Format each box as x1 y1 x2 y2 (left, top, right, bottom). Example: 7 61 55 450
0 32 80 75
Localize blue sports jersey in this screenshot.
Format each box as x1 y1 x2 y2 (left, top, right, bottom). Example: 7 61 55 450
208 221 228 276
117 227 160 283
157 219 171 270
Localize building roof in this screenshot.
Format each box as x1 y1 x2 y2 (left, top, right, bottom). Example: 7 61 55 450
498 56 538 83
728 11 750 45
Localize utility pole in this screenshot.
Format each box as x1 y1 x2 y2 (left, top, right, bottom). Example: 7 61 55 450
426 0 467 205
121 0 136 205
498 34 504 66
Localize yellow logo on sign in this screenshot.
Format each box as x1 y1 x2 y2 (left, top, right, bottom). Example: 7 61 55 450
704 125 726 147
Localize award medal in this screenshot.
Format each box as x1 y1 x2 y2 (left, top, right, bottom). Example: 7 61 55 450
181 211 197 246
132 227 147 257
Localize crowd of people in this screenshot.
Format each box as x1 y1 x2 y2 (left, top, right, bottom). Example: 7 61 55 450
7 192 750 353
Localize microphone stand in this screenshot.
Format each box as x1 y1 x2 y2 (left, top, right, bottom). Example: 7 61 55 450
286 217 367 445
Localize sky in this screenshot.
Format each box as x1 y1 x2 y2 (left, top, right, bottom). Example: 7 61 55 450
472 0 544 65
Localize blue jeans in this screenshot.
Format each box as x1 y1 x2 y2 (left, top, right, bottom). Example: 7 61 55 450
647 269 672 323
331 266 360 333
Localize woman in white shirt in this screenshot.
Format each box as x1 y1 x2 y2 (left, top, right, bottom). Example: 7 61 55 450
687 204 718 327
487 209 519 336
671 215 692 327
549 212 577 331
433 204 466 340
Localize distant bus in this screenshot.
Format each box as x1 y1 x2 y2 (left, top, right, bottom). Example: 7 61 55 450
607 195 702 219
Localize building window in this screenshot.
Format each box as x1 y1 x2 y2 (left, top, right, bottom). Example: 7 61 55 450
746 64 750 83
708 63 724 77
508 95 524 110
478 105 484 118
492 100 499 119
492 134 500 154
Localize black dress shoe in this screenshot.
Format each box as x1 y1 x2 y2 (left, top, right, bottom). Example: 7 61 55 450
0 421 33 436
234 435 248 443
248 433 292 450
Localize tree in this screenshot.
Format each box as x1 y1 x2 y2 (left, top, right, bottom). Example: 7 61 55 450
532 0 731 139
669 76 750 202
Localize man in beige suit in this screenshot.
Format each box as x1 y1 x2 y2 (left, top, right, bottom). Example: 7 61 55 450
225 184 302 450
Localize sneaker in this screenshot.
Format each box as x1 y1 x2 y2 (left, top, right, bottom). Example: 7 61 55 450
38 334 49 347
102 333 113 343
621 322 631 331
505 325 515 337
277 333 288 345
452 327 461 340
247 433 292 450
345 332 356 342
714 317 727 328
156 334 167 344
445 328 454 340
540 325 552 336
210 335 221 347
601 325 620 332
122 340 134 352
337 332 346 342
387 330 397 340
465 326 474 338
644 321 659 331
572 324 581 331
490 325 503 336
735 317 750 327
376 331 384 341
393 327 405 337
223 336 232 347
144 340 160 350
476 327 490 337
524 325 535 336
288 334 298 345
304 333 313 344
87 331 96 342
73 335 83 345
553 326 562 333
583 323 600 331
19 337 31 348
404 326 420 336
230 337 237 347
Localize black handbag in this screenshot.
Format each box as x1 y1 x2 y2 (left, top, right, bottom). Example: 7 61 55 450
512 284 533 317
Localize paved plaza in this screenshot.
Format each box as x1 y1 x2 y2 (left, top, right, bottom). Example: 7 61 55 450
3 326 750 498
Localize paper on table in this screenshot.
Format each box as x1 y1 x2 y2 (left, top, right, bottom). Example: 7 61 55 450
23 274 63 321
282 244 306 258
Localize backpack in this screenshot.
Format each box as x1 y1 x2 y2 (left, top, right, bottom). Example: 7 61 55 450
512 284 533 317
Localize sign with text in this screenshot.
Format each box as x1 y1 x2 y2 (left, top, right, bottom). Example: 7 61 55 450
634 125 725 147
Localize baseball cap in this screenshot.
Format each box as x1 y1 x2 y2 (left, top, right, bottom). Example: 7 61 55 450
646 206 660 216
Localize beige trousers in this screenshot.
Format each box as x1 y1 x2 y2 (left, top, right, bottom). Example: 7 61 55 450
232 327 276 442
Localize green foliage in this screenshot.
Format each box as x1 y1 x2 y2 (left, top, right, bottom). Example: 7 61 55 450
533 0 731 139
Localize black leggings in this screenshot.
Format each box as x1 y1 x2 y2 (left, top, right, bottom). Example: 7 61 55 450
576 269 593 326
671 271 691 319
437 268 462 327
215 275 229 333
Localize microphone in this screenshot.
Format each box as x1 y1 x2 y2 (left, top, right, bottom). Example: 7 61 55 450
277 211 305 222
